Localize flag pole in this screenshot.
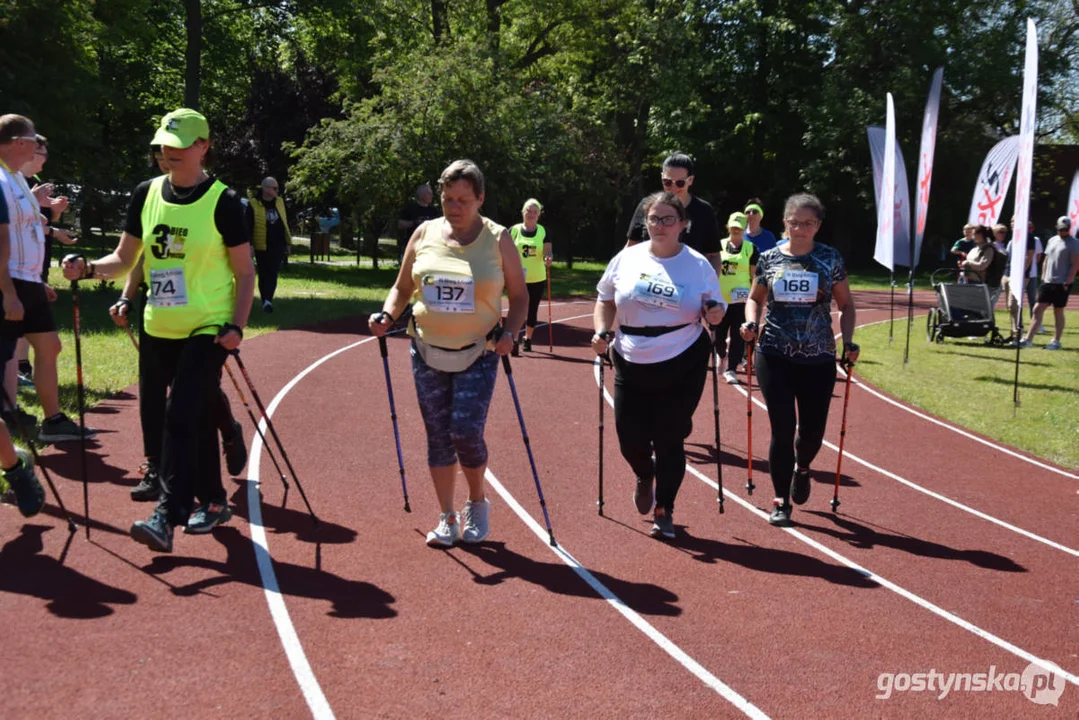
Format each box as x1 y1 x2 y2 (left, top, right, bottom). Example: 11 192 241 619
889 271 895 342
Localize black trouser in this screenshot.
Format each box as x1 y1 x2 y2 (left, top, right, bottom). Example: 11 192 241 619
714 302 746 362
140 332 229 526
256 245 285 303
754 352 837 502
525 280 545 328
612 331 710 514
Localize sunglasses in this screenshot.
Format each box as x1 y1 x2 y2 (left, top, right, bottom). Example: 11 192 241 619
745 209 761 215
661 177 688 189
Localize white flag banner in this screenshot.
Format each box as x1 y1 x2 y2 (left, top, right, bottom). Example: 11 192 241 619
913 67 944 268
873 93 898 271
967 136 1020 227
1010 19 1038 306
868 125 912 266
1068 169 1079 233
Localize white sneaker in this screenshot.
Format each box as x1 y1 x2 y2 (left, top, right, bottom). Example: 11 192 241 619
426 512 461 547
723 369 739 385
460 498 491 544
1018 339 1033 349
1045 339 1062 350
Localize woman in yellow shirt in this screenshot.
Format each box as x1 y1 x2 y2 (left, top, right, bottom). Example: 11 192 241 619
509 198 552 353
370 160 528 547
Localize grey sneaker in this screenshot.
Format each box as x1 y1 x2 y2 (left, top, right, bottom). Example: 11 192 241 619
37 414 97 443
222 420 248 476
1017 339 1033 349
769 500 793 527
1045 339 1062 350
130 461 161 502
650 507 675 539
633 476 654 515
461 498 491 544
426 512 461 547
4 449 45 518
131 511 174 553
184 502 233 534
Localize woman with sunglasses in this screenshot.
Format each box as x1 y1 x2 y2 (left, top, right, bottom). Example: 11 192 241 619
743 197 777 252
740 193 858 526
593 191 724 539
63 108 255 552
509 198 552 354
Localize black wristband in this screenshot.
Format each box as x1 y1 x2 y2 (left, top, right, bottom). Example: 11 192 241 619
376 310 395 324
116 296 132 308
218 322 244 340
597 329 611 340
742 321 758 332
843 341 859 356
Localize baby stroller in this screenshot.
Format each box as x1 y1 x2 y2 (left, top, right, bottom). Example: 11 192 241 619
925 268 1006 345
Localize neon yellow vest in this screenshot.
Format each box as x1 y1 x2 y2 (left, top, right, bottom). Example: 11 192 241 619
410 217 504 349
510 223 547 283
719 237 756 304
140 176 235 339
249 194 292 251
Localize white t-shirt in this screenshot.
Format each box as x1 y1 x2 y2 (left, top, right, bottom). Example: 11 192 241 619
597 242 724 364
1006 235 1044 279
0 165 46 283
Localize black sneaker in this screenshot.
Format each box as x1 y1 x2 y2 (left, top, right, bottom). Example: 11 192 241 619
2 408 38 437
184 502 233 534
650 507 675 539
4 450 45 518
522 338 532 352
633 476 654 515
130 461 161 502
791 468 812 505
262 300 274 313
37 413 97 443
222 420 248 476
769 500 793 527
131 511 174 552
511 340 520 357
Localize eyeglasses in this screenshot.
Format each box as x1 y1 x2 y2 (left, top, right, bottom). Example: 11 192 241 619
784 219 819 230
660 177 688 189
745 209 761 215
10 135 38 143
646 214 679 227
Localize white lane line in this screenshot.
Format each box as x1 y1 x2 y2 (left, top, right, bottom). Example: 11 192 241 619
838 316 1078 480
592 357 1079 685
483 469 770 719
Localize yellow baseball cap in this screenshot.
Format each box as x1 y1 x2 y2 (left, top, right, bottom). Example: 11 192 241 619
151 108 209 149
727 212 748 230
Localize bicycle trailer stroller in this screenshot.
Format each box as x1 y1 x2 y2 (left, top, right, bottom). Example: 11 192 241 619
925 268 1006 345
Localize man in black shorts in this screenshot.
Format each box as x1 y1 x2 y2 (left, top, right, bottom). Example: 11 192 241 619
1017 216 1079 350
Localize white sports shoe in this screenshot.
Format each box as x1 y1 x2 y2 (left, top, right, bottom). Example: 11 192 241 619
460 498 491 544
426 512 461 547
723 369 740 385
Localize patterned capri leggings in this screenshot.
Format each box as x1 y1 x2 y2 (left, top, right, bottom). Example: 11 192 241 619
411 342 500 468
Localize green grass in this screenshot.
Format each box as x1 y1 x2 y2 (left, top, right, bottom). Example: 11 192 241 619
852 309 1079 468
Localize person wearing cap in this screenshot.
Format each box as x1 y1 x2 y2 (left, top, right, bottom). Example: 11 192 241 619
62 108 255 552
625 152 721 272
247 176 292 313
1016 216 1079 351
509 198 552 354
715 211 759 384
743 197 777 252
593 191 725 540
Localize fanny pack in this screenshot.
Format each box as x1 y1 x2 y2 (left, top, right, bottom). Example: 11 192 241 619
410 317 501 373
619 323 691 337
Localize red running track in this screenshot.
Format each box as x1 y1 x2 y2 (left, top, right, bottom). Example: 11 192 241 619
1 291 1075 719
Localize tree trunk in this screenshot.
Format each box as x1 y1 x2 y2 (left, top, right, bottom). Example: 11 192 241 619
184 0 202 109
486 0 504 50
750 0 773 181
432 0 449 43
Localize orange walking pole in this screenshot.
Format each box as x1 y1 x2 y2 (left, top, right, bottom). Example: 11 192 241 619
745 340 756 495
831 359 855 512
546 271 553 352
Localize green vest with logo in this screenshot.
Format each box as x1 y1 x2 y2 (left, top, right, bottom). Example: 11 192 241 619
510 223 547 283
719 237 756 305
140 176 235 339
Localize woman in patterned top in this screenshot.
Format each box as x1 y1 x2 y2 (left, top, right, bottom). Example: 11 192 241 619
740 193 859 526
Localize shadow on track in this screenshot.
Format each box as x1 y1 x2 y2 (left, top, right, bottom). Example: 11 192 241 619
228 480 356 546
797 511 1027 572
0 525 137 618
451 540 682 617
144 526 396 619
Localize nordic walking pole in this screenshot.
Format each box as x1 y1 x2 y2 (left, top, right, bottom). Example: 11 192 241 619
500 352 556 546
229 350 319 528
0 386 78 534
546 270 554 352
124 325 139 353
704 300 724 513
377 331 411 513
64 255 91 539
596 348 609 516
831 357 855 512
222 362 289 495
745 339 756 496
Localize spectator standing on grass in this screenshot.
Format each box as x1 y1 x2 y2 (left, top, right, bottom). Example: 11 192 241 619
951 224 976 283
744 197 777 253
397 183 440 265
1011 215 1045 331
959 225 1003 308
247 176 291 313
1003 221 1038 338
1017 216 1079 351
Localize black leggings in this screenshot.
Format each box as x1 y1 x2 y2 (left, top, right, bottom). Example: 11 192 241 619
140 333 230 525
256 246 284 303
714 302 746 362
525 280 546 329
612 331 710 513
754 352 837 502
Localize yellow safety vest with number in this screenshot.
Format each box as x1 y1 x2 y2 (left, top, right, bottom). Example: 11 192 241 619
719 237 755 305
510 223 547 283
139 176 235 339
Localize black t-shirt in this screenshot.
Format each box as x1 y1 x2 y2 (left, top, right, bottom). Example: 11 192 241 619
400 201 441 227
626 195 720 256
123 176 249 248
